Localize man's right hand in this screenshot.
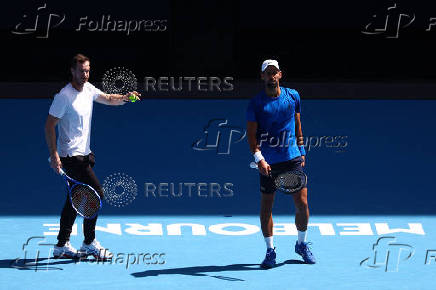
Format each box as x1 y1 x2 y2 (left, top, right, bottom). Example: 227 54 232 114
50 152 62 174
258 159 271 176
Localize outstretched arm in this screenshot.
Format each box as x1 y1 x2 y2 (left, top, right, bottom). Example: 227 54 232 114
95 91 141 106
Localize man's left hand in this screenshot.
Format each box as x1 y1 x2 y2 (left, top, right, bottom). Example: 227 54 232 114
123 91 141 102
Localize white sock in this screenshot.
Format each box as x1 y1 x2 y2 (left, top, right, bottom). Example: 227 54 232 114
264 236 274 249
297 230 307 244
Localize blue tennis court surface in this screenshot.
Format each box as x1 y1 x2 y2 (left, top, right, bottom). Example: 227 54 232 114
2 215 436 290
2 99 436 289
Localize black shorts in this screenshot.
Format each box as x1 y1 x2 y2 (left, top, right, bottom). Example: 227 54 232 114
259 156 306 194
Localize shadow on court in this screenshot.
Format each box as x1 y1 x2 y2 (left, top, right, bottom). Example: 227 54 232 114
131 259 306 280
0 257 96 271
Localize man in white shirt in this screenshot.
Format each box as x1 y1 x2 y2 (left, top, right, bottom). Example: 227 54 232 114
45 54 140 259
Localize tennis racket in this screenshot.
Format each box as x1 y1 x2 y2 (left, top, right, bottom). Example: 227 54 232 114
250 161 307 194
49 158 102 219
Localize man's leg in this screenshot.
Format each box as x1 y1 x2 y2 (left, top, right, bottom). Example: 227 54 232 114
293 187 316 264
80 156 104 245
260 193 275 240
56 157 81 247
54 156 82 258
260 191 277 268
56 195 78 247
77 154 112 260
293 187 309 234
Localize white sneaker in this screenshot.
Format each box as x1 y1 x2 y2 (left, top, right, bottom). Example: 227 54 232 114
79 239 113 260
53 241 78 259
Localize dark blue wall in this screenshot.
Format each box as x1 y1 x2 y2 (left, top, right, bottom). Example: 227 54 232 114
1 98 435 215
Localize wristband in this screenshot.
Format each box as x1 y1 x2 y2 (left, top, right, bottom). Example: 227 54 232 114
298 145 306 156
253 151 265 163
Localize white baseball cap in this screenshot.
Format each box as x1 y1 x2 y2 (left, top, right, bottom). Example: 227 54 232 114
261 59 280 72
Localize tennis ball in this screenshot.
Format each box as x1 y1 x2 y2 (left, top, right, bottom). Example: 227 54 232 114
129 94 137 103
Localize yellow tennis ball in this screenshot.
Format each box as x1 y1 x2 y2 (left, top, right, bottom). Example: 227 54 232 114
129 94 137 103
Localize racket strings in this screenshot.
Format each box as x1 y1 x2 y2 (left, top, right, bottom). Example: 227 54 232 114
274 170 306 193
71 185 100 218
277 174 301 187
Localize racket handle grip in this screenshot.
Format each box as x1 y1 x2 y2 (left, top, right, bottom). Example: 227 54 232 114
48 157 65 175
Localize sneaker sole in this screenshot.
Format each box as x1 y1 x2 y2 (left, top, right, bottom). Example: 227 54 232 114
295 251 316 264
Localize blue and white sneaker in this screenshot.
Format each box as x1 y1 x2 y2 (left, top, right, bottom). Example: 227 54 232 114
295 241 316 264
261 247 276 269
53 241 78 259
79 239 113 260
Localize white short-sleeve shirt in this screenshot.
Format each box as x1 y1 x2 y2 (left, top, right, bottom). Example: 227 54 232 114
49 82 103 157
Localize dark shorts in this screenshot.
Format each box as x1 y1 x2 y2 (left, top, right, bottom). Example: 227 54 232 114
259 156 306 194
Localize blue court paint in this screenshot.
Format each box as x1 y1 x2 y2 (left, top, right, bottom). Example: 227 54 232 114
1 215 436 290
1 98 435 288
